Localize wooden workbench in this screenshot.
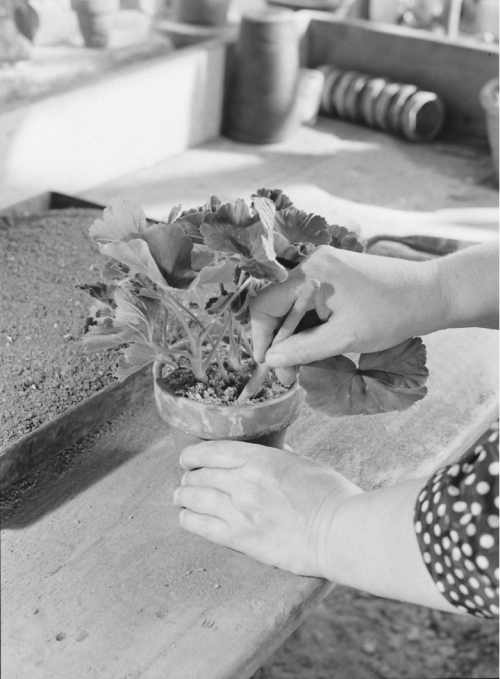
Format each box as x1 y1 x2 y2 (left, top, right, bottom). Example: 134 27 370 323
1 120 498 679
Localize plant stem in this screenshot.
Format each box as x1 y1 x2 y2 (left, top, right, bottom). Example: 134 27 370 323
237 363 270 402
200 276 252 344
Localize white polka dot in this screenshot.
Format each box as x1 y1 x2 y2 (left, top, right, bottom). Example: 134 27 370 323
490 604 499 615
464 559 475 571
423 533 431 545
452 547 462 561
450 530 459 543
415 520 422 533
466 524 477 537
476 555 489 570
444 556 452 568
418 490 427 502
457 605 468 613
478 449 487 462
462 543 473 557
448 464 460 477
447 486 459 497
487 515 499 529
481 574 493 586
454 569 464 580
450 591 459 601
433 543 442 556
464 474 476 485
436 581 445 593
468 577 480 589
484 587 495 598
474 595 485 607
442 536 451 549
479 534 495 549
433 524 441 537
453 501 467 513
421 500 430 512
434 491 441 504
474 445 483 454
446 573 455 585
494 568 499 582
459 584 469 595
489 461 499 476
437 504 447 517
435 562 444 574
477 481 490 495
464 599 475 609
426 511 433 524
495 496 499 509
423 552 431 564
459 513 472 526
462 463 474 474
471 502 482 516
488 431 499 443
432 481 441 493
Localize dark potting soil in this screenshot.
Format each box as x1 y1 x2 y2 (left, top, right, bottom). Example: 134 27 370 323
162 358 289 405
0 208 119 449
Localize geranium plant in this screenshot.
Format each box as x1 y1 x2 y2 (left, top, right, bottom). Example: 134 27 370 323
80 189 428 416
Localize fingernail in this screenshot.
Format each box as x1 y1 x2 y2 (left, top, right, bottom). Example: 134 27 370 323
265 352 286 368
180 473 187 486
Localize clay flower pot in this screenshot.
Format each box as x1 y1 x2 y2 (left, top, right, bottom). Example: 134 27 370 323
172 0 231 26
153 361 303 452
72 0 119 48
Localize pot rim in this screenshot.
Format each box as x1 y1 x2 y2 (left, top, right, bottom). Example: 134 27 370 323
152 360 301 412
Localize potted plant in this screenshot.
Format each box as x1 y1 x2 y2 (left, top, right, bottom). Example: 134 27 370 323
80 189 429 452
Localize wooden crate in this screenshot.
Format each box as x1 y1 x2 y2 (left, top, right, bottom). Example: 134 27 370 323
301 12 499 141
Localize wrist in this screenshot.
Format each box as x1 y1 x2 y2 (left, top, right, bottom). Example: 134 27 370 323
406 258 450 337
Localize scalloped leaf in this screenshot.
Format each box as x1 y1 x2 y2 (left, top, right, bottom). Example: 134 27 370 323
201 199 287 282
253 188 294 210
328 224 365 252
89 199 148 242
116 343 175 382
275 209 331 245
99 239 168 290
139 223 195 290
175 212 206 244
298 338 428 417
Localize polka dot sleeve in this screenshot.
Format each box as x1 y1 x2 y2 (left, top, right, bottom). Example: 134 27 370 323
414 423 499 618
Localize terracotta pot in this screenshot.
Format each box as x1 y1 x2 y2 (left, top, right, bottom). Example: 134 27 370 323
72 0 119 48
153 361 303 452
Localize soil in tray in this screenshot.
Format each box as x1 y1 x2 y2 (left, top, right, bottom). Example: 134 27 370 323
0 208 119 449
162 358 289 405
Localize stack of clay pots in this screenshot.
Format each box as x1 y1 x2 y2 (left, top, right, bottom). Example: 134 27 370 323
318 64 445 143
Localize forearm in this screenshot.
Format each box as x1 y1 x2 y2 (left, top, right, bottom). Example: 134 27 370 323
419 242 499 334
323 477 461 614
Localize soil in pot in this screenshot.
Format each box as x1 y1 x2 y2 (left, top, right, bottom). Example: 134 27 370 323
0 208 119 449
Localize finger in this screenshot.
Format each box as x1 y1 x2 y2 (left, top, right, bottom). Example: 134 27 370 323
173 485 232 518
275 365 298 386
265 320 347 367
179 508 231 545
250 308 282 364
273 279 320 345
181 467 234 494
179 439 257 471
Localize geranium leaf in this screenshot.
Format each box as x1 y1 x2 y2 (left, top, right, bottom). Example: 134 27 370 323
175 212 206 244
89 199 148 242
192 258 238 288
253 188 294 210
299 338 428 417
274 208 331 245
116 343 175 382
328 224 365 252
139 223 195 290
99 239 168 290
201 198 287 282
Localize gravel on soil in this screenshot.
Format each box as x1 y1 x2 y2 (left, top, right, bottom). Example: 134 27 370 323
0 208 119 449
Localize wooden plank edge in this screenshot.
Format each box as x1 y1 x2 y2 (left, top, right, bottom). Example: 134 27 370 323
0 366 153 491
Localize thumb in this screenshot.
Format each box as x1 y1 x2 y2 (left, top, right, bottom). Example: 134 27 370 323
264 320 346 368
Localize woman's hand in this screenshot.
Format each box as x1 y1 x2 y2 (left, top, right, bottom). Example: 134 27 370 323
250 245 442 369
174 441 362 578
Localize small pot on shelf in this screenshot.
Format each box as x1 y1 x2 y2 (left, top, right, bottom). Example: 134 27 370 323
171 0 231 26
71 0 119 48
153 361 303 453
